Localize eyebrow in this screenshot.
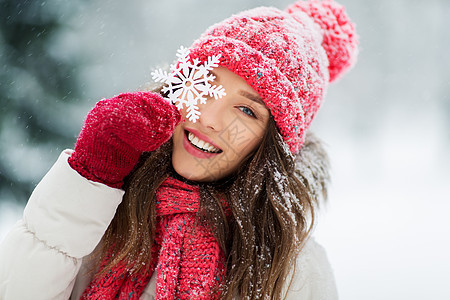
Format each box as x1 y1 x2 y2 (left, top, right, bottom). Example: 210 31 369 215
210 70 265 107
238 91 265 107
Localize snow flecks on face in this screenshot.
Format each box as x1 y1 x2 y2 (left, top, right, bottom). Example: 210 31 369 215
151 46 226 123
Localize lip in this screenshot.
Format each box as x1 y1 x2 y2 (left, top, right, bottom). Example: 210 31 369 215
183 129 222 159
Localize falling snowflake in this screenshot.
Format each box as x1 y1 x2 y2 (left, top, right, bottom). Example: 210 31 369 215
151 46 226 123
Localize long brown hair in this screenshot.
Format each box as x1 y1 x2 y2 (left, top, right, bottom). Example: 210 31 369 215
95 112 330 299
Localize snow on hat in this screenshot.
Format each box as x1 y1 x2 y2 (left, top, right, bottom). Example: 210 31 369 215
187 0 358 154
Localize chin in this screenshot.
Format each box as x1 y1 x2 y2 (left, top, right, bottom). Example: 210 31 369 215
174 168 199 182
171 156 205 182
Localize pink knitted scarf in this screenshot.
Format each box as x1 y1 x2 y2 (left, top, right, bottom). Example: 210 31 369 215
81 177 226 299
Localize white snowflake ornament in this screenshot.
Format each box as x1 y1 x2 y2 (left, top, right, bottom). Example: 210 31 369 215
151 46 226 123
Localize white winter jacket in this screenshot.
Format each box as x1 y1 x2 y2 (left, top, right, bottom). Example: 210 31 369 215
0 150 338 299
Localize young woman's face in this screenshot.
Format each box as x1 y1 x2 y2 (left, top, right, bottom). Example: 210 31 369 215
172 66 270 182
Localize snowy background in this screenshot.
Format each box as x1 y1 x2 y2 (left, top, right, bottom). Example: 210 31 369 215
1 0 449 299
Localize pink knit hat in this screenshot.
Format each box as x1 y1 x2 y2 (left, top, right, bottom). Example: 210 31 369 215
187 0 358 154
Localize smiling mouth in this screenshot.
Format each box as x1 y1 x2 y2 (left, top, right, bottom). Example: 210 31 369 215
185 130 222 154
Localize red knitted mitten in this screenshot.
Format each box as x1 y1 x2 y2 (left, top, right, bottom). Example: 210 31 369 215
68 91 181 188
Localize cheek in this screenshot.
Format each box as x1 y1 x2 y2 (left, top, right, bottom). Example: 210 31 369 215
219 127 264 172
171 135 195 179
227 123 265 156
235 137 261 162
171 126 185 167
172 124 183 148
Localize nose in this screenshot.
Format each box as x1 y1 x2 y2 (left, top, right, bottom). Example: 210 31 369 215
197 97 227 131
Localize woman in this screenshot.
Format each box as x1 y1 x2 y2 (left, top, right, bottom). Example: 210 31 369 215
0 0 358 299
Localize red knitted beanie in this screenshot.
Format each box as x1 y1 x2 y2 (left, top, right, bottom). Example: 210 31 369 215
187 0 358 153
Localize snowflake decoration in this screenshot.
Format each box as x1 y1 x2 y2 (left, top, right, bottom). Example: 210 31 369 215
151 46 226 123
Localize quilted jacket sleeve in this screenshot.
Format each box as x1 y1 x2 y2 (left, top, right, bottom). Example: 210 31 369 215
0 150 124 300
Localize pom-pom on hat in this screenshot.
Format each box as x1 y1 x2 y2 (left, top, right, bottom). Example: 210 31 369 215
187 0 358 154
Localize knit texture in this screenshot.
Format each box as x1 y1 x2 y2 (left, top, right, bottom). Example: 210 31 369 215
187 0 358 153
68 92 181 188
81 177 226 299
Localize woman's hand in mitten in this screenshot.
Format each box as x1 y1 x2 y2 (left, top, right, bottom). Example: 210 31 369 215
68 91 181 188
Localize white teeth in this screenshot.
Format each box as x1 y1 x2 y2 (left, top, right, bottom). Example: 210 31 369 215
197 139 205 149
192 136 199 144
187 132 221 153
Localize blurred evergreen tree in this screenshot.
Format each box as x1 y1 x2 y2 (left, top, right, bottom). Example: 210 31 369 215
0 0 82 203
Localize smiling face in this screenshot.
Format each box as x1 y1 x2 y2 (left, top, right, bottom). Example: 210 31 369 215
171 66 270 182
